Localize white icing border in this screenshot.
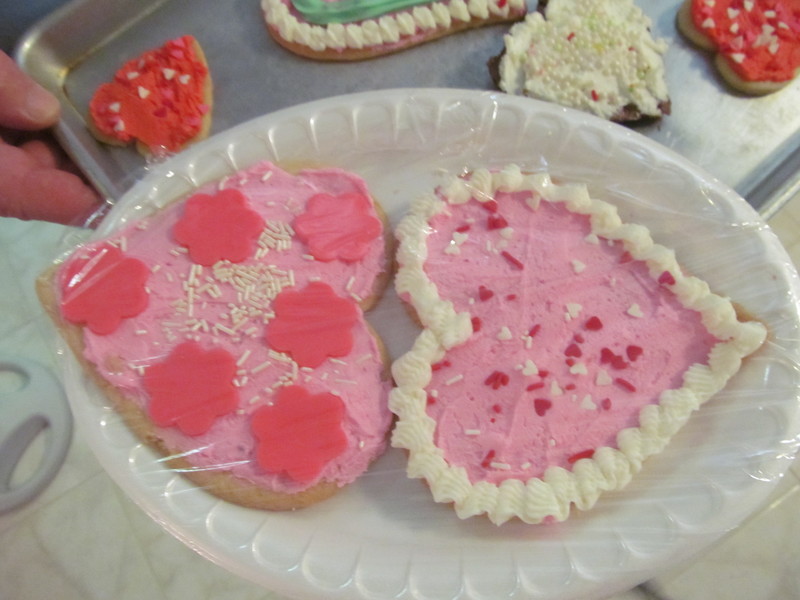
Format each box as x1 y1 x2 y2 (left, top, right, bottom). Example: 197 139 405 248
261 0 526 53
389 165 767 525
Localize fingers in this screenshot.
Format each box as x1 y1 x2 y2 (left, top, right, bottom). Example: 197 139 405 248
0 142 101 225
0 51 61 130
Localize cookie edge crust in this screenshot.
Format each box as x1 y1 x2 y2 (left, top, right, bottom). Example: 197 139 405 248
389 165 768 525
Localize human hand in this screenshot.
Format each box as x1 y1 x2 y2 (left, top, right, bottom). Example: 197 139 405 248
0 51 100 225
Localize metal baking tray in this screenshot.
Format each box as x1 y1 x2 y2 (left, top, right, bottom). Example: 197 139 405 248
15 0 800 217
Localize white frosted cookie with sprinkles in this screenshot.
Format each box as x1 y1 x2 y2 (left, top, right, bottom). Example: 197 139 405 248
390 165 766 525
492 0 671 122
38 161 393 511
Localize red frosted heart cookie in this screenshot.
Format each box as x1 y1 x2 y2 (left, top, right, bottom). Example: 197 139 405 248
88 35 213 155
678 0 800 95
38 162 393 511
390 166 766 525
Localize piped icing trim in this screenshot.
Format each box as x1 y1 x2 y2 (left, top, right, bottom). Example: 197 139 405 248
56 162 391 496
497 0 670 121
262 0 526 54
390 165 767 525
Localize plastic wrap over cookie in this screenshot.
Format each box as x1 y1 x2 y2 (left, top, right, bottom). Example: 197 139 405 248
35 90 800 600
39 160 393 510
391 164 772 524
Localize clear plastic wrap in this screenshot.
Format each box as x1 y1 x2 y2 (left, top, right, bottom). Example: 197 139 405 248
43 89 800 600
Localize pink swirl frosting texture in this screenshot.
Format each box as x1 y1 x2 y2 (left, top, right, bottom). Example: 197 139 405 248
422 192 718 485
58 161 391 494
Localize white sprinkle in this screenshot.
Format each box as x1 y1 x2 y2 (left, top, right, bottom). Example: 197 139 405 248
580 395 597 411
549 438 556 447
730 22 739 34
727 7 739 18
301 254 315 261
764 10 776 18
179 74 191 84
743 0 753 9
113 120 125 132
126 71 139 80
357 353 373 364
444 245 461 255
346 276 356 292
329 358 348 365
730 53 746 64
137 86 150 99
237 349 252 367
550 381 563 396
135 329 148 335
109 102 121 113
261 171 273 182
522 359 538 377
430 389 439 398
162 68 176 80
702 17 715 28
627 303 644 318
497 326 513 341
452 231 469 245
490 462 512 470
584 233 600 245
465 429 481 436
569 362 588 376
335 379 358 385
565 303 583 321
596 369 613 386
571 259 586 274
499 227 514 240
521 462 531 470
445 374 464 386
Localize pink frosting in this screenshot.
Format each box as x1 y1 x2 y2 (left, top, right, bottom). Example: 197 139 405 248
58 161 391 494
421 192 718 485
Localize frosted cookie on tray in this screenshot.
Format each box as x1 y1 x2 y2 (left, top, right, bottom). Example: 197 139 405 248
37 161 393 510
490 0 671 123
677 0 800 95
261 0 526 61
390 165 767 525
88 35 213 156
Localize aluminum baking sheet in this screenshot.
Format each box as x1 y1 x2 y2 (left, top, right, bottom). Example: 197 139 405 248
15 0 800 216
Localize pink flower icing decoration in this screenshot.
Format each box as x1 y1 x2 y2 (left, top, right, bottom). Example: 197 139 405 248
293 192 382 262
143 341 239 436
172 188 265 266
251 385 347 483
265 281 359 368
60 243 149 335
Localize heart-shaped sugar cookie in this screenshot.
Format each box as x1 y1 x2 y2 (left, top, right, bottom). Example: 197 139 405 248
39 162 393 511
88 35 213 155
390 166 766 525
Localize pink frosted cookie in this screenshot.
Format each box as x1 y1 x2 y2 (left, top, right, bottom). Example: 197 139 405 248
261 0 527 61
390 166 766 525
38 161 393 510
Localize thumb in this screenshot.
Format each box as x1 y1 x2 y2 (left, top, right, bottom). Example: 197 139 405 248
0 51 61 130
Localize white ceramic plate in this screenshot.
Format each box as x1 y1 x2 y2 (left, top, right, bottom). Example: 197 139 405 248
61 89 800 600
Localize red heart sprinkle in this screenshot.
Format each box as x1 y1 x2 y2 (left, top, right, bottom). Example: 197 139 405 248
534 398 553 416
585 316 603 330
478 285 494 301
626 345 644 361
487 214 509 230
471 316 482 332
658 271 676 285
565 343 582 357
